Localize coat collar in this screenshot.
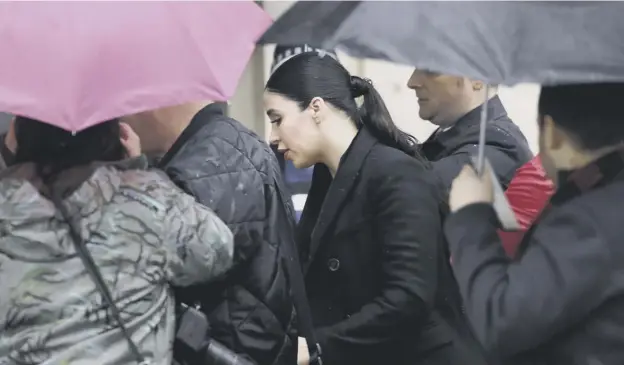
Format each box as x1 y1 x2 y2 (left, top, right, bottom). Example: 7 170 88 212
157 102 227 168
299 127 377 269
422 95 507 158
552 147 624 206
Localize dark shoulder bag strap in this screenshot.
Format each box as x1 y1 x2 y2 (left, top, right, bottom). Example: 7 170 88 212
272 178 323 365
49 192 150 365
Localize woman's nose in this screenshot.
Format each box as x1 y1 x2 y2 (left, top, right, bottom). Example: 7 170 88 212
268 130 280 147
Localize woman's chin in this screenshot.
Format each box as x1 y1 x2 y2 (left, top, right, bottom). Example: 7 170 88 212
291 159 313 169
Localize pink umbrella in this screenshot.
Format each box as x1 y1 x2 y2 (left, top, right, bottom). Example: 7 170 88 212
0 1 271 132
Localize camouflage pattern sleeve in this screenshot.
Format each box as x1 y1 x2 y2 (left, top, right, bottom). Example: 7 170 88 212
163 189 234 287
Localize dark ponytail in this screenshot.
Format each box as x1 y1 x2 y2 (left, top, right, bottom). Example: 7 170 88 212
266 52 425 161
349 75 420 157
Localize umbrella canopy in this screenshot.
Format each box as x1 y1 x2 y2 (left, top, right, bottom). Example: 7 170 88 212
260 1 624 86
0 1 271 132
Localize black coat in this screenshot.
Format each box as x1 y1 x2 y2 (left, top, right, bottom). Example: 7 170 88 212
445 149 624 365
421 96 533 189
161 104 297 365
298 128 487 365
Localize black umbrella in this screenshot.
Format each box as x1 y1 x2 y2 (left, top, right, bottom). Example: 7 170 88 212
259 1 624 86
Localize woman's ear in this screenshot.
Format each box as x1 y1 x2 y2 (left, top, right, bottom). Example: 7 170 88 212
309 97 325 113
308 97 326 124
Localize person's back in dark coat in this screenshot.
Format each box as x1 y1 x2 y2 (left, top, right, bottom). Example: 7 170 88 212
265 51 486 365
445 83 624 365
407 71 532 189
122 102 298 365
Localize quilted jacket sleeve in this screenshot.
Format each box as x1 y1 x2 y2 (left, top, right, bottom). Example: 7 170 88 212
164 135 267 267
163 187 234 287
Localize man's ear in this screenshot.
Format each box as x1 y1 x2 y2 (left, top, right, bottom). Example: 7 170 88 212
471 79 484 91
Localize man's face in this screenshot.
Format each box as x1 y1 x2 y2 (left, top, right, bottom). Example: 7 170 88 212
407 69 473 127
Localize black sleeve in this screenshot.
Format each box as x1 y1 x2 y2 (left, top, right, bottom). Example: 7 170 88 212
316 157 442 362
445 203 611 358
164 152 265 267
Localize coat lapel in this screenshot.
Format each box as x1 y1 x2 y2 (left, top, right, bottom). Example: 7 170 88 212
305 128 377 266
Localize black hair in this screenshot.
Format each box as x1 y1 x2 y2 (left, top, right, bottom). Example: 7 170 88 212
266 52 423 159
13 116 125 178
538 82 624 151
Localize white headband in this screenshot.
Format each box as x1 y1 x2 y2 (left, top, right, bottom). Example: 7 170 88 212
270 45 339 75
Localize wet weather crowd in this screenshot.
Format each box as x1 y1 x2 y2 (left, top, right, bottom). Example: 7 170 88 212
2 23 624 365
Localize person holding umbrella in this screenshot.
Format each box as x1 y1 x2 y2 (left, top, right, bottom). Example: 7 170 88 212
0 2 273 364
447 83 624 364
0 116 234 365
0 2 296 363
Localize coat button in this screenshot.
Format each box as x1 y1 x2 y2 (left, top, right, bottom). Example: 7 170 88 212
327 258 340 272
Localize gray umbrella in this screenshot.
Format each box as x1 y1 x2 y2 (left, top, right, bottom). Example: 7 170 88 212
260 1 624 230
259 1 624 86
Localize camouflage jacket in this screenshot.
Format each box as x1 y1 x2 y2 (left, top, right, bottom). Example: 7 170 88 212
0 157 233 365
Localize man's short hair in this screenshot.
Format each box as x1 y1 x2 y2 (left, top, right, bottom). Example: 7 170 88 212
538 82 624 151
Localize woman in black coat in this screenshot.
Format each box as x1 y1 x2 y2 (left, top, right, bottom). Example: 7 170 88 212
264 50 486 365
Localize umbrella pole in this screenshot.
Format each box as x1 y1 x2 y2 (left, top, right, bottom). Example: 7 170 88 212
476 85 490 175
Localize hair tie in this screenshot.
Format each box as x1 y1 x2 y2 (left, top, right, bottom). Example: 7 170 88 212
350 76 372 97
